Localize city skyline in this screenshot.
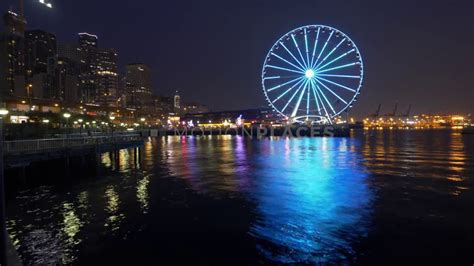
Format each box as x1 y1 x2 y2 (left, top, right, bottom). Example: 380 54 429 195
0 0 473 117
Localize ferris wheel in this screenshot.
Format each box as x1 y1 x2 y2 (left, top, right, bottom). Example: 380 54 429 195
261 25 363 123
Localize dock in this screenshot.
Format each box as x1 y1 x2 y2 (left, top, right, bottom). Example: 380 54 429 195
3 134 144 169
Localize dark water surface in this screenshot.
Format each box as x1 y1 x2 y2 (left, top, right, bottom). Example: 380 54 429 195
5 130 474 265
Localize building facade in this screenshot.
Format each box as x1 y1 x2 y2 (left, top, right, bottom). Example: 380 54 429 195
125 63 153 108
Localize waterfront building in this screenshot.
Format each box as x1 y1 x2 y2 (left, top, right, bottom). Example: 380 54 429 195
0 11 26 98
182 102 209 114
181 108 277 127
57 56 80 103
58 43 81 63
24 29 57 74
24 29 58 99
125 63 153 108
77 32 99 103
96 48 118 106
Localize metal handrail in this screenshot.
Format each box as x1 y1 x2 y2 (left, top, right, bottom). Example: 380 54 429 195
3 134 142 154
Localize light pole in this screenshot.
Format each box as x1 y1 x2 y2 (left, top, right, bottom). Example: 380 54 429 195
78 119 83 136
0 107 9 266
109 116 115 136
63 113 71 137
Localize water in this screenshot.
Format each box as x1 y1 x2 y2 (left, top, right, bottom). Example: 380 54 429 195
5 130 474 264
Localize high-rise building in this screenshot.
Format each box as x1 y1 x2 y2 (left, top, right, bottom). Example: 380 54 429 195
0 11 26 98
96 48 118 106
3 10 25 36
57 57 80 103
125 63 153 108
78 32 98 49
58 43 81 63
23 29 58 99
77 32 99 103
25 29 57 74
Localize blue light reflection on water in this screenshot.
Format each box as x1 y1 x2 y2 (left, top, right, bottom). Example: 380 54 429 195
245 137 373 263
165 136 374 263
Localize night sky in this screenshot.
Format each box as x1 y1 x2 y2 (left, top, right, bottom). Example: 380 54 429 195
2 0 473 117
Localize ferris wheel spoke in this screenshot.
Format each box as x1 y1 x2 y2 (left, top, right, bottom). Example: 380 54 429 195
280 42 306 70
291 79 308 117
313 30 334 68
314 38 346 70
316 76 356 92
281 79 307 113
265 64 304 75
267 76 304 92
271 52 305 72
316 62 357 74
304 28 310 68
272 78 305 103
315 78 348 104
311 79 329 117
306 81 311 117
314 49 355 72
317 74 361 79
310 27 321 67
310 79 322 115
291 34 308 69
315 82 337 115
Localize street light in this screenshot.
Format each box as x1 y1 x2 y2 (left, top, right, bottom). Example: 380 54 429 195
78 119 83 135
109 116 116 136
63 113 71 137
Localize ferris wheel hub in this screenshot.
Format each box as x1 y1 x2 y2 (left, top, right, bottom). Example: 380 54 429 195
305 69 315 78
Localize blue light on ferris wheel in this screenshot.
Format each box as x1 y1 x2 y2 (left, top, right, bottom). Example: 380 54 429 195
261 25 364 123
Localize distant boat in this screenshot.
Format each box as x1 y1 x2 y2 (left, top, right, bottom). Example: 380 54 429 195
461 126 474 134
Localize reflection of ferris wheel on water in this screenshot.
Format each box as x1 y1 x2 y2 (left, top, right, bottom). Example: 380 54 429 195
262 25 364 124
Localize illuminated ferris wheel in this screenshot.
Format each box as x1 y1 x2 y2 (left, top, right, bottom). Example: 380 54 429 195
262 25 363 124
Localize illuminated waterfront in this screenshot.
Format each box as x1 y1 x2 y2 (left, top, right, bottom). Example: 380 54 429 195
4 130 474 264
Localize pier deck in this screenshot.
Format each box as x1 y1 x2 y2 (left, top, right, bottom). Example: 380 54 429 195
3 134 144 169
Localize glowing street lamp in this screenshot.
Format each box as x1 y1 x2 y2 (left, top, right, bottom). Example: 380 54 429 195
109 116 116 135
63 113 71 136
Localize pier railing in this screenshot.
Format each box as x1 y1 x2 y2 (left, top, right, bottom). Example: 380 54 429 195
3 134 142 155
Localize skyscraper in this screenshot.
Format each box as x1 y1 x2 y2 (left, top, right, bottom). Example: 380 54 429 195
24 29 58 99
78 32 98 49
57 56 80 103
77 32 98 103
96 48 118 106
125 63 153 108
0 11 26 98
58 43 81 63
25 29 57 74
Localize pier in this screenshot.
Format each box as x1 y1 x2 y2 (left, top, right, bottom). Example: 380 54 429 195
3 134 144 169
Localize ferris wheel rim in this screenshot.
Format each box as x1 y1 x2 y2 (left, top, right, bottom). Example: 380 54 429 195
261 24 364 120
